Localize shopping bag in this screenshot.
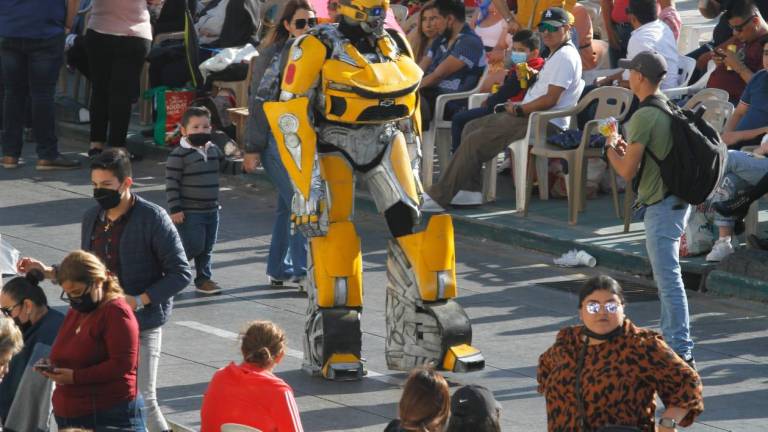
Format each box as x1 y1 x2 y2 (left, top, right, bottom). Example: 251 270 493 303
145 87 197 147
0 234 20 276
680 205 716 257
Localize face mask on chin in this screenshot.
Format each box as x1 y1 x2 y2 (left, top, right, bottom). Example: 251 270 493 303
93 185 123 211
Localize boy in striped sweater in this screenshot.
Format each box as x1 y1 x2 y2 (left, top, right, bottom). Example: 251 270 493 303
166 106 243 294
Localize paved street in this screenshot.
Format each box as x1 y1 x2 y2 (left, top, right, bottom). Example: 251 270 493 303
1 142 767 431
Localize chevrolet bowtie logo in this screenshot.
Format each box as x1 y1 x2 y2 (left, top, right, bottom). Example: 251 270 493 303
380 99 395 107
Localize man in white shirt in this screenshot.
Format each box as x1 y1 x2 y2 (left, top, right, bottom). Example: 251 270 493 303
599 0 679 89
422 7 585 210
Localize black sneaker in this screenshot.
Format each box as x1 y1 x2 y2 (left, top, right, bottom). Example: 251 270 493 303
713 191 753 218
36 155 81 170
87 147 103 159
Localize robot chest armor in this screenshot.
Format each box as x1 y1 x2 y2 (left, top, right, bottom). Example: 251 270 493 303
317 33 422 124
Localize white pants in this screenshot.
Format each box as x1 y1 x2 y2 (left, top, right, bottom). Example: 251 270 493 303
139 327 168 432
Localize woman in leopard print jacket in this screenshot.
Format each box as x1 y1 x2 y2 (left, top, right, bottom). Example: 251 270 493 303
537 275 703 432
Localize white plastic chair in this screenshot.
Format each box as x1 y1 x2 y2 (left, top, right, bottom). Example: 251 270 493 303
663 60 717 100
683 87 730 109
221 424 263 432
698 99 735 134
678 23 716 54
523 86 635 224
421 67 489 188
391 4 409 27
675 55 697 88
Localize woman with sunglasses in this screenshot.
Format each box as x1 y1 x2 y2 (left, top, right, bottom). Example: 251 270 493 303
537 275 704 432
243 0 316 290
38 250 144 431
0 270 63 425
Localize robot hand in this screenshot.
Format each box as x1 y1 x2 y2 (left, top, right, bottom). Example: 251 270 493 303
291 177 329 238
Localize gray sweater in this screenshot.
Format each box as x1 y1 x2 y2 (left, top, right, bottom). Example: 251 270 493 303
165 144 243 214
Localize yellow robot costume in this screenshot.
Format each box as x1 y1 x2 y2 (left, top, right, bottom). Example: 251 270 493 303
264 0 484 380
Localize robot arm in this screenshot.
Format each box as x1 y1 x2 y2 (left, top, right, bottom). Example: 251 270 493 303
264 34 328 236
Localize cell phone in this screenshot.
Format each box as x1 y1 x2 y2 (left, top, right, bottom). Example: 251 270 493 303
33 358 55 373
493 103 507 113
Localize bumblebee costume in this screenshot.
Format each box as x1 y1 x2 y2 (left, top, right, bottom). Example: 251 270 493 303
264 0 484 380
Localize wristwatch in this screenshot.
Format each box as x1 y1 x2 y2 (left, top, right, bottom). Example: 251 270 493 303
514 104 525 117
134 295 145 311
659 417 677 428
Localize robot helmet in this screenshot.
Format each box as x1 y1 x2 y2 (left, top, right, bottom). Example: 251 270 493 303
338 0 389 27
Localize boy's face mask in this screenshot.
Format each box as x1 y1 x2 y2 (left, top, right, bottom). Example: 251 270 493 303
505 51 528 68
187 133 212 147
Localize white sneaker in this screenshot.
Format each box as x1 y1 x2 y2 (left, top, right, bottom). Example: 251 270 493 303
497 158 511 174
421 193 446 213
706 237 734 262
450 190 483 206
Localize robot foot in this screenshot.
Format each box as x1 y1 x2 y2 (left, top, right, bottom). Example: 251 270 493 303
303 306 365 381
384 240 485 372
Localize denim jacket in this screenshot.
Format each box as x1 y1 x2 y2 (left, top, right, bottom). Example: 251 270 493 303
81 195 192 331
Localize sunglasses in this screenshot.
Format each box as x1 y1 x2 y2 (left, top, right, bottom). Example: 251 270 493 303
538 23 561 33
585 301 621 315
294 17 318 30
731 15 756 32
0 302 22 317
60 284 92 305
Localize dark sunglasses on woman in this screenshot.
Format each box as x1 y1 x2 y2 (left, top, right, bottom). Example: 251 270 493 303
294 18 318 30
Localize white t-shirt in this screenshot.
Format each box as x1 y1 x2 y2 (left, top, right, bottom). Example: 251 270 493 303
523 43 584 130
622 20 679 89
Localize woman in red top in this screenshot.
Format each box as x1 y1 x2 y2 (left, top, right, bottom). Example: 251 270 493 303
40 250 143 431
200 320 304 432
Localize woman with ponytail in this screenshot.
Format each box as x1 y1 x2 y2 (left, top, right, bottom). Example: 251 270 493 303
385 366 451 432
537 275 704 432
0 270 63 424
200 320 304 432
36 250 143 431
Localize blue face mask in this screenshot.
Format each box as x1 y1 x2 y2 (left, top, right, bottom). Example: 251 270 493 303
505 51 528 68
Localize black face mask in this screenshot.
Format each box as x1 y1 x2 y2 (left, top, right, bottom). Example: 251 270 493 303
13 316 31 333
93 186 122 210
68 285 100 314
187 133 212 147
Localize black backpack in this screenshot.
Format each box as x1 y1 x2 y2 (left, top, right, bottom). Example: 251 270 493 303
635 95 727 205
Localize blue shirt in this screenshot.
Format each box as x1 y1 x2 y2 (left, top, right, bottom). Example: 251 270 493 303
426 24 486 93
737 70 768 132
0 0 66 39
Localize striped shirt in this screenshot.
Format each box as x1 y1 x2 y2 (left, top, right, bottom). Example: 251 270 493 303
165 144 242 214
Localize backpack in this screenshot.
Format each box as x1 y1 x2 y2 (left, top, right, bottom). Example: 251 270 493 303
635 95 727 205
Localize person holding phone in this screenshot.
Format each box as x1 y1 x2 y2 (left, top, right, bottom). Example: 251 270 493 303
0 271 64 425
36 250 144 431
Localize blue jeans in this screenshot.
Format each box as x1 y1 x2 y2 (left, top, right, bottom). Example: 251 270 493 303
643 194 693 359
262 135 307 280
0 34 64 160
55 397 145 431
710 150 768 228
178 210 219 285
451 106 493 152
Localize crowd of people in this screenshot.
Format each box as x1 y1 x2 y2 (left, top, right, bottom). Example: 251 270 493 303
3 0 768 430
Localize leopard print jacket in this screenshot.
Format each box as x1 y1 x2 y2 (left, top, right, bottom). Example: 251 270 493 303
537 319 703 431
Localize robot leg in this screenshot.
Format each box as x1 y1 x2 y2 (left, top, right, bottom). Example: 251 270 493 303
368 133 485 372
302 154 365 380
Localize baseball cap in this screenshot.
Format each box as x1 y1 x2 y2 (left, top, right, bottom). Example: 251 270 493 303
539 7 575 27
618 51 667 84
450 385 501 423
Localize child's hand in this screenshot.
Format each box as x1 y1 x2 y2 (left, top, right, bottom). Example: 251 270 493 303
171 212 185 224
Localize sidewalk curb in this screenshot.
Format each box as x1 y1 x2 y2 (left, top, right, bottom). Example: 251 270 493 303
706 270 768 303
64 126 766 303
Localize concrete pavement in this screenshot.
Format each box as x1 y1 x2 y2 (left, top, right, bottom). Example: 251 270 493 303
1 140 767 431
